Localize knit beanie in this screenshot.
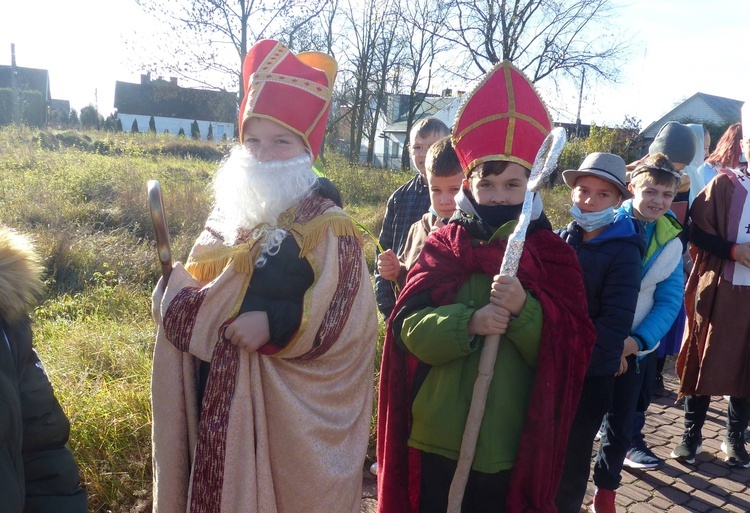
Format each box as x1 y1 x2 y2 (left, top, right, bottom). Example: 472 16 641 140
648 121 697 166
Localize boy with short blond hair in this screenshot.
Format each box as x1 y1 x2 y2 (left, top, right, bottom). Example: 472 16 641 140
375 117 450 318
591 152 683 513
377 135 462 289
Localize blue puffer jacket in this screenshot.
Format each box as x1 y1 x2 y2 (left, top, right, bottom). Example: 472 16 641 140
557 214 645 377
617 200 683 359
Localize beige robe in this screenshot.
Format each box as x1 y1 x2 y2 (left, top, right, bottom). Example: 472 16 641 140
151 195 378 512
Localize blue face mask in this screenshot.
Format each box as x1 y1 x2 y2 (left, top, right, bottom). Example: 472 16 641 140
569 204 616 232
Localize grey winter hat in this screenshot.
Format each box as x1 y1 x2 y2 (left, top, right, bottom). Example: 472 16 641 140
562 152 632 198
649 121 697 166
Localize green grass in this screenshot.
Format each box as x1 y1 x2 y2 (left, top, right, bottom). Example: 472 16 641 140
0 125 570 512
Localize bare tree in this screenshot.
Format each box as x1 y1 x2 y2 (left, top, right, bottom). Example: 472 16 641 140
397 0 452 169
364 0 405 165
133 0 330 107
335 0 386 163
442 0 629 84
311 0 342 159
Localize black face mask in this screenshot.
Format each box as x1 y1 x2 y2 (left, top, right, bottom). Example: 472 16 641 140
472 200 523 227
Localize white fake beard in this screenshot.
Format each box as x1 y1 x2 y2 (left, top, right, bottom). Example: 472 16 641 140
210 147 317 258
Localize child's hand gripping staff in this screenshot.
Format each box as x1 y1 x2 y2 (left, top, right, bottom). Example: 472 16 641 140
148 180 172 284
448 127 566 511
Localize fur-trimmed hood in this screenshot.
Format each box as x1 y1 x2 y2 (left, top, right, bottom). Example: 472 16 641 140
0 227 44 323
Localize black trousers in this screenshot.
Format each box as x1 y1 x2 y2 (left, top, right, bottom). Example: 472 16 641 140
419 452 512 513
593 353 646 491
632 351 658 446
682 395 750 435
556 375 614 513
727 397 750 435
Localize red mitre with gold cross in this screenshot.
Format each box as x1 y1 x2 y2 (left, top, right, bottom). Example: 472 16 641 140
452 60 552 173
238 39 337 159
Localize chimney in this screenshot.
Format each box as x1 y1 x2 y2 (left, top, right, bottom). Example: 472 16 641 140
141 72 151 84
170 77 178 85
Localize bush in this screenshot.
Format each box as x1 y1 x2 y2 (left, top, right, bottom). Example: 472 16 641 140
557 121 642 182
80 105 102 130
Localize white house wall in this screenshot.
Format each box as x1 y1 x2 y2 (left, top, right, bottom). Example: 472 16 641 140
642 97 726 140
117 113 235 141
373 98 461 170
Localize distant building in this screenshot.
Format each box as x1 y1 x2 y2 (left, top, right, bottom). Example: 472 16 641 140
0 63 51 126
555 122 591 140
640 92 744 154
114 73 237 140
375 92 463 169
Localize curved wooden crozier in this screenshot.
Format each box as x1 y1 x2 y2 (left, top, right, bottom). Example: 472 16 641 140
148 180 173 283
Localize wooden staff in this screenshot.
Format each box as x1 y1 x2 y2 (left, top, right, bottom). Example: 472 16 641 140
447 127 567 511
147 180 172 283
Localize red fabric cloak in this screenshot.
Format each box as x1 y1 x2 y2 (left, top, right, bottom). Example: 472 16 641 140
376 222 596 513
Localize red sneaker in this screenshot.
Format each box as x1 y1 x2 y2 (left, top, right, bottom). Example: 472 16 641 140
592 487 616 513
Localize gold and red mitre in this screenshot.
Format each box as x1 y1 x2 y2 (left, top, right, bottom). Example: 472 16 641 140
452 60 552 173
238 39 337 159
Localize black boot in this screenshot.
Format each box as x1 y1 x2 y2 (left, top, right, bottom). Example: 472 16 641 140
670 424 702 464
724 397 750 468
653 372 665 398
670 395 708 465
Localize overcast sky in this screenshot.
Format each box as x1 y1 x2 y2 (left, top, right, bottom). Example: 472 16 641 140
1 0 747 128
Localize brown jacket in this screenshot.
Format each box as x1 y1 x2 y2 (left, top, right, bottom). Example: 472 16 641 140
677 170 750 398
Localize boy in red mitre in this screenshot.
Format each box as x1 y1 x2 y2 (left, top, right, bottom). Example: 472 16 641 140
151 40 377 513
376 61 596 513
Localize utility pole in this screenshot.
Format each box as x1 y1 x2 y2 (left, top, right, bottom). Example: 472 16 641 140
575 68 585 138
10 43 20 124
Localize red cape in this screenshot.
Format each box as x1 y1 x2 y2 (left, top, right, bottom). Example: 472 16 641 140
376 222 596 513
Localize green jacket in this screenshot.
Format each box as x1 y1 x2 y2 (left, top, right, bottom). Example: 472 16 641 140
401 253 543 473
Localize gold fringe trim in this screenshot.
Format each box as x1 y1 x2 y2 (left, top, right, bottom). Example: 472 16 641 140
184 212 361 282
293 212 364 258
185 242 262 283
